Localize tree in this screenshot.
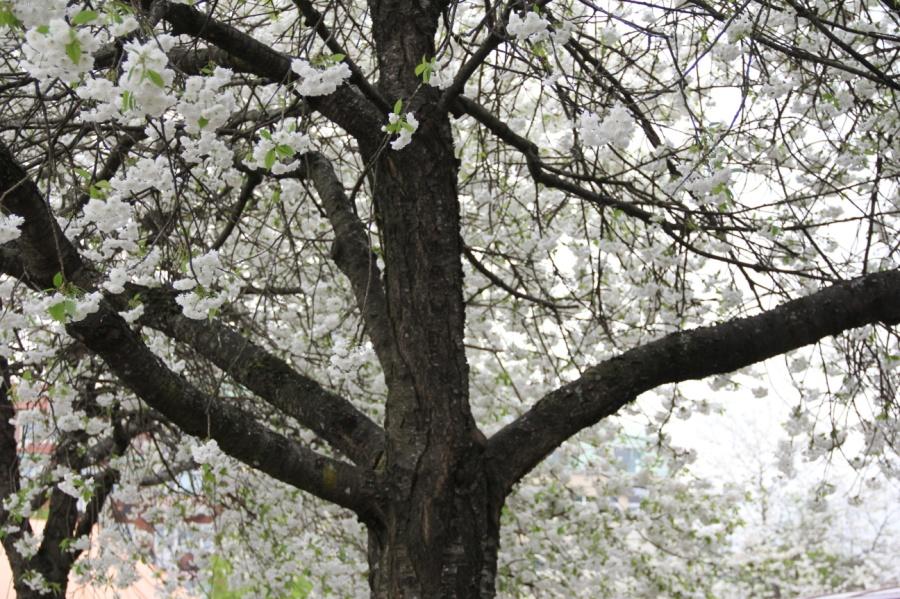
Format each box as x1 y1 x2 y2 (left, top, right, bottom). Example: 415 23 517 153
0 0 898 596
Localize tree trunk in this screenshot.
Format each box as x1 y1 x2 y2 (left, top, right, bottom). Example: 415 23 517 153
360 40 507 590
367 455 504 598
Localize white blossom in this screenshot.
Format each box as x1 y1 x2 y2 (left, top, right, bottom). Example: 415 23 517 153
118 36 178 117
384 112 419 151
11 0 67 28
290 59 351 97
21 19 98 82
178 67 236 134
427 63 454 90
508 11 550 42
191 439 221 465
0 213 24 244
578 104 634 148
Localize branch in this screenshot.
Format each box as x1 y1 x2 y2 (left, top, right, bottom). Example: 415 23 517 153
487 269 900 493
148 0 383 143
300 152 400 377
686 0 900 91
454 96 832 280
290 0 391 113
134 286 385 466
66 305 381 517
453 95 657 223
62 130 146 217
210 170 262 250
437 0 544 110
463 246 576 310
0 142 382 518
437 29 505 112
0 141 385 468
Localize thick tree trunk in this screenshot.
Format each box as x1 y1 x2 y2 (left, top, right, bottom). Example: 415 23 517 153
367 456 504 598
366 125 507 596
361 30 506 588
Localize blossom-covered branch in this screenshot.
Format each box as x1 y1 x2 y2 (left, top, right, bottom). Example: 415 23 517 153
488 269 900 492
0 142 382 517
143 0 383 141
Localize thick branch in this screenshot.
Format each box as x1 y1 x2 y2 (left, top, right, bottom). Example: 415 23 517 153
148 0 382 142
487 270 900 493
0 142 384 468
0 143 382 518
301 152 400 377
66 305 381 517
134 286 385 466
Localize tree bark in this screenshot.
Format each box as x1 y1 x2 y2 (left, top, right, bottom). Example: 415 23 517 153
367 456 504 598
362 77 501 596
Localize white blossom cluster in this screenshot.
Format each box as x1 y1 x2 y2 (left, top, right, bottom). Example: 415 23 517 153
508 11 550 42
10 0 67 27
426 62 454 90
578 104 635 148
172 250 242 320
191 439 222 465
117 36 178 116
21 18 99 82
178 67 238 134
78 36 178 121
0 213 24 244
384 112 419 150
290 59 352 97
244 128 311 174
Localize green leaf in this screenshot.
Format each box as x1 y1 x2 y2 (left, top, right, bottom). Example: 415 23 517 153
259 129 272 141
52 272 64 289
121 90 135 111
415 56 434 83
274 144 294 158
197 116 209 129
264 148 277 170
36 24 50 34
88 180 110 199
312 53 346 67
74 167 91 180
47 300 76 323
110 1 134 15
144 68 165 88
393 98 403 114
65 37 82 65
0 9 21 28
71 9 99 25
